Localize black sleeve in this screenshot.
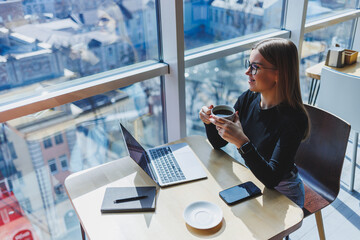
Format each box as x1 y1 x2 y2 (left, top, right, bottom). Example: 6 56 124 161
242 121 305 188
204 123 227 149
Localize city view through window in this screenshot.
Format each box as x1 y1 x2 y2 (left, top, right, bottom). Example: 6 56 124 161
0 0 358 239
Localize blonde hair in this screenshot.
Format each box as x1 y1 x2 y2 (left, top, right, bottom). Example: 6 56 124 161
253 38 310 139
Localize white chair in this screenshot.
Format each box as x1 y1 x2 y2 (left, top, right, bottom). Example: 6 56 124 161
316 67 360 191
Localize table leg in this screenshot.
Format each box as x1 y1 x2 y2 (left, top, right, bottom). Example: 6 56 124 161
350 132 358 191
312 80 320 105
308 78 315 104
81 223 86 240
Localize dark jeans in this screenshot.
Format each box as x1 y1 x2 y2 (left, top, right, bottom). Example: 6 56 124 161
275 173 305 208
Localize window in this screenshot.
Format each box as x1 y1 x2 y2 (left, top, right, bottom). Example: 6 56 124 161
59 155 68 171
17 171 23 185
8 142 17 159
185 51 250 163
48 159 58 174
54 184 64 197
20 198 32 213
54 134 63 145
0 181 9 197
43 138 52 149
0 208 10 224
0 76 165 237
306 0 358 21
0 0 159 114
301 19 356 103
0 0 359 239
184 0 284 50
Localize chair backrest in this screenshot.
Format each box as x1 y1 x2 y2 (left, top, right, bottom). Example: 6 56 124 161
295 104 350 202
317 67 360 132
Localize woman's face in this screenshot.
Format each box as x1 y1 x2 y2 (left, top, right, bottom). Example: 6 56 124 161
245 49 278 94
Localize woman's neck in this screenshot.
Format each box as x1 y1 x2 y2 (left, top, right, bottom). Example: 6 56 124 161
260 93 280 109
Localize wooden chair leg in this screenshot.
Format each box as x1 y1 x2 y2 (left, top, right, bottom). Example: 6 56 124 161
315 210 326 240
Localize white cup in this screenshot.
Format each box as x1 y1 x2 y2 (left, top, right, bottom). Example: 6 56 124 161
211 105 235 121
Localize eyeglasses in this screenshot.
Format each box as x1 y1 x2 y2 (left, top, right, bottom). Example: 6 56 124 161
245 59 277 75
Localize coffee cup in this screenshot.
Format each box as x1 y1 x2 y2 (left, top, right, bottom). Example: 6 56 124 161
211 105 235 121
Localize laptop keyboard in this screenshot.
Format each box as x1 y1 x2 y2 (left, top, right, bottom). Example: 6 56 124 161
149 147 186 183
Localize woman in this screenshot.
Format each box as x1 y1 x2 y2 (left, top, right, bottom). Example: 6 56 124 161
199 38 309 207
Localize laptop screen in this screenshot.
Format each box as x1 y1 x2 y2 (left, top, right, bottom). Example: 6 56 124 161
120 124 154 179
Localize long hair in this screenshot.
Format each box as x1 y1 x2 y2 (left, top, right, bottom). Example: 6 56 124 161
253 38 310 139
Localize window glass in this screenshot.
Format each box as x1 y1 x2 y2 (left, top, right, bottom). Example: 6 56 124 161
306 0 358 21
54 184 65 198
184 0 284 50
8 142 18 159
0 77 164 239
43 137 52 148
185 45 318 162
59 155 68 171
0 0 159 104
55 133 64 145
185 51 251 163
300 19 355 103
48 158 58 174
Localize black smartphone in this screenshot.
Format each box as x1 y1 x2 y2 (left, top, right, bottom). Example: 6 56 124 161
219 181 262 206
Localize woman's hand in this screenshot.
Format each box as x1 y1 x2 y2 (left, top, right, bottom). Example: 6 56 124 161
199 105 213 124
209 111 249 148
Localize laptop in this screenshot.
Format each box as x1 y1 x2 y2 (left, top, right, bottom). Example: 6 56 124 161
120 123 207 187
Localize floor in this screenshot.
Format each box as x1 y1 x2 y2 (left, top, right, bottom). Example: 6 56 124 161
289 130 360 239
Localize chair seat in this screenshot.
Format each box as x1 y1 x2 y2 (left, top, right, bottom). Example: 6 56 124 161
302 183 331 217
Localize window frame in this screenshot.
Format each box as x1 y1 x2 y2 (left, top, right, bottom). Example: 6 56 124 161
43 137 53 149
54 134 64 145
0 0 359 142
59 154 68 171
48 158 58 175
304 9 360 34
0 62 168 123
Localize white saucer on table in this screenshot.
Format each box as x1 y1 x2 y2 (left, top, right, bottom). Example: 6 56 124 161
183 201 223 229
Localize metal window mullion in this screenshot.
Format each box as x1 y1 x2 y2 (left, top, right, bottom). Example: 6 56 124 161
280 0 288 30
184 30 290 68
349 16 358 49
0 63 169 123
353 17 360 51
304 9 360 34
159 0 186 142
283 0 308 55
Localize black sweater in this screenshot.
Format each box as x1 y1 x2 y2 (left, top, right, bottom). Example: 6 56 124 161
205 90 308 188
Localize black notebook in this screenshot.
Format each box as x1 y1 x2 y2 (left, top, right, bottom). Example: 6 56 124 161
101 186 156 213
